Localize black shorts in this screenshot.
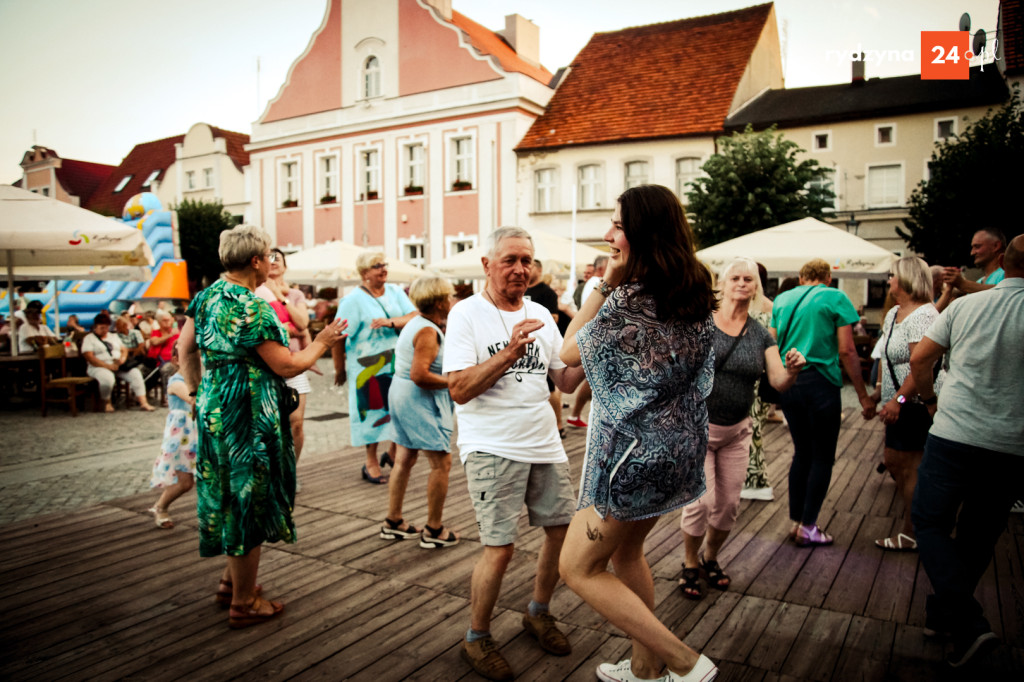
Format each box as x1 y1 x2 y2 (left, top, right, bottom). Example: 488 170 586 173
884 402 933 451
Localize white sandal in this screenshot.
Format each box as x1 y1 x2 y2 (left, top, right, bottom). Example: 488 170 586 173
875 532 917 551
149 506 173 529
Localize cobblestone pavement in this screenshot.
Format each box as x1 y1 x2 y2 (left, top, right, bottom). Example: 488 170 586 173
0 359 351 527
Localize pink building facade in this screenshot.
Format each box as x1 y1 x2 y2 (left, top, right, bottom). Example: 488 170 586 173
247 0 555 266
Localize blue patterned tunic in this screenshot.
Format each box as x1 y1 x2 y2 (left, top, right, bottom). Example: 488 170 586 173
576 283 715 521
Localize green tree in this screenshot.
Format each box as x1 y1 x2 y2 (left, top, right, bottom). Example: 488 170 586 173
686 124 835 247
175 198 237 290
900 86 1023 265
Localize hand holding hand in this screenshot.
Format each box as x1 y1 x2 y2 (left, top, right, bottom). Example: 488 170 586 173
315 318 348 350
369 317 394 330
859 393 877 421
941 266 964 289
878 399 900 425
506 319 545 360
784 348 807 372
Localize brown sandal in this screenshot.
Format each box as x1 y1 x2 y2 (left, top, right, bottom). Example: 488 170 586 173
228 596 283 629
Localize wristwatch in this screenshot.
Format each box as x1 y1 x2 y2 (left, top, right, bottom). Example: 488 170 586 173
597 280 615 297
895 394 907 405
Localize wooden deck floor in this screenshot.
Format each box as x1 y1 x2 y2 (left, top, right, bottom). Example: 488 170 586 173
2 411 1022 681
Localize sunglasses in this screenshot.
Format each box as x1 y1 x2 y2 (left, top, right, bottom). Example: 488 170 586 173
268 253 281 263
370 262 389 270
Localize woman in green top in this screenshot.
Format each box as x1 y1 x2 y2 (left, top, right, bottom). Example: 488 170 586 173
178 225 347 629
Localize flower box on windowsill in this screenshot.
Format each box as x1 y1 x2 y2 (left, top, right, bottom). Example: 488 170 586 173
319 195 337 204
403 186 423 196
280 199 298 209
451 181 473 192
360 191 379 201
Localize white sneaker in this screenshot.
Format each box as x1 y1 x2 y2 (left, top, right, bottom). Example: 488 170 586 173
739 486 774 501
666 654 719 682
596 659 665 682
1011 499 1024 514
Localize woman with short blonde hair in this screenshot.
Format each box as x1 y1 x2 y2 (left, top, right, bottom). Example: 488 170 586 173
332 252 419 483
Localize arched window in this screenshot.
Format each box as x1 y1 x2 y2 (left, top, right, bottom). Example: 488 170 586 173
363 56 381 99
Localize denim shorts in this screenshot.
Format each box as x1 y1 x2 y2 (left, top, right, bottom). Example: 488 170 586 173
464 451 575 546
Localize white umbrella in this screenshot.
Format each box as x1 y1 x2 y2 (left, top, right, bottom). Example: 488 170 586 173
430 228 606 280
696 217 897 278
1 185 153 354
283 240 425 286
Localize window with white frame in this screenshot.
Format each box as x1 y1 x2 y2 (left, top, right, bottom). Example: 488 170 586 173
875 123 896 146
577 164 603 209
675 157 701 200
204 168 213 188
359 149 380 200
400 239 425 267
935 117 956 142
450 136 474 190
447 237 476 256
624 161 648 189
363 56 381 99
866 164 902 207
403 143 424 194
808 168 838 212
186 171 195 190
812 131 832 152
113 175 132 193
280 161 298 207
534 168 557 213
318 154 338 202
142 170 160 188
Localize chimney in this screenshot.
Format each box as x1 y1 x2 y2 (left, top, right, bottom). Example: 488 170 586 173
498 14 541 67
852 52 865 83
422 0 451 21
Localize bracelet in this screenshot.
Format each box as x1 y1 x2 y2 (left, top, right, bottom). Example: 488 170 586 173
390 321 395 329
597 280 615 297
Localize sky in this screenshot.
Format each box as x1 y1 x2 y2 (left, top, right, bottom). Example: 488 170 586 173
0 0 1002 184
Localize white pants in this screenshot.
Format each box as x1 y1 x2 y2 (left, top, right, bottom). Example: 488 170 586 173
88 365 146 401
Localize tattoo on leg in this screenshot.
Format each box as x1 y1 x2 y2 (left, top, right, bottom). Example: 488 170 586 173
586 522 603 542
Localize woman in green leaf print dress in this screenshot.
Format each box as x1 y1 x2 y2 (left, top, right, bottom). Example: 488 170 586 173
178 225 348 629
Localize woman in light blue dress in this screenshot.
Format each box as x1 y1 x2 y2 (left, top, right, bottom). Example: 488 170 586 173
332 252 418 483
380 276 459 548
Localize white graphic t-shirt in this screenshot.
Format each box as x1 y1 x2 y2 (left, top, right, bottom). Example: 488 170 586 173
443 293 567 464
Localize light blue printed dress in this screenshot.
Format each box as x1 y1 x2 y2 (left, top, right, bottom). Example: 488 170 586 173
334 283 417 447
576 283 716 521
151 373 197 487
389 316 454 452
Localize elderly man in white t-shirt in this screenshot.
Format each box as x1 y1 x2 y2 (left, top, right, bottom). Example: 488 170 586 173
444 226 586 681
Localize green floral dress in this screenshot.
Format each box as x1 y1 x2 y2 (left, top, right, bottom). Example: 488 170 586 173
744 310 773 490
187 279 296 557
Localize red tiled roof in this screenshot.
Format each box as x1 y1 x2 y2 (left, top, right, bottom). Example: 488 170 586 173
55 159 116 202
209 126 251 170
1002 0 1024 76
83 135 184 216
451 10 553 86
516 3 774 151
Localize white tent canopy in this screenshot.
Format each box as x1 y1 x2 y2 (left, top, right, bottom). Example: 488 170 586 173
696 217 897 279
1 185 154 354
284 240 425 286
430 229 606 280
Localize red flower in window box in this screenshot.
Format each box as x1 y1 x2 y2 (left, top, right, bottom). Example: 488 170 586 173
451 180 472 192
404 186 423 196
320 195 337 204
281 198 298 209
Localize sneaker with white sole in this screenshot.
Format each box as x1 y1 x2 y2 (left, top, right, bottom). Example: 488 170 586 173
666 654 719 682
596 658 665 682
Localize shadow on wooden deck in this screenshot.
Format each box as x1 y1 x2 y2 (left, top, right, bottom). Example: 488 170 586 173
2 411 1022 680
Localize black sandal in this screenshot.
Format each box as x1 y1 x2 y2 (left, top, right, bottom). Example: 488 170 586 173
679 567 704 600
700 557 730 590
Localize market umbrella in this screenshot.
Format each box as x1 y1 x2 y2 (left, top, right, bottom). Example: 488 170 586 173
0 185 153 354
430 228 606 280
284 240 425 287
696 217 897 278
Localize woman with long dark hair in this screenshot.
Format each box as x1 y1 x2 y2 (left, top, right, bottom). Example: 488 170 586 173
559 185 719 682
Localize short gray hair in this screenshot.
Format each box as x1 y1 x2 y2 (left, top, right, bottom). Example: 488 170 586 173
485 227 532 258
154 309 173 322
409 275 455 314
718 257 763 310
892 256 933 303
356 251 386 277
219 224 271 272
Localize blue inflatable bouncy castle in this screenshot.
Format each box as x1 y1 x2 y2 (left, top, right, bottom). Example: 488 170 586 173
0 193 188 329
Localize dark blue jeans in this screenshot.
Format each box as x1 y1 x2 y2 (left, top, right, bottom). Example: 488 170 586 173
912 434 1024 637
780 367 842 526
